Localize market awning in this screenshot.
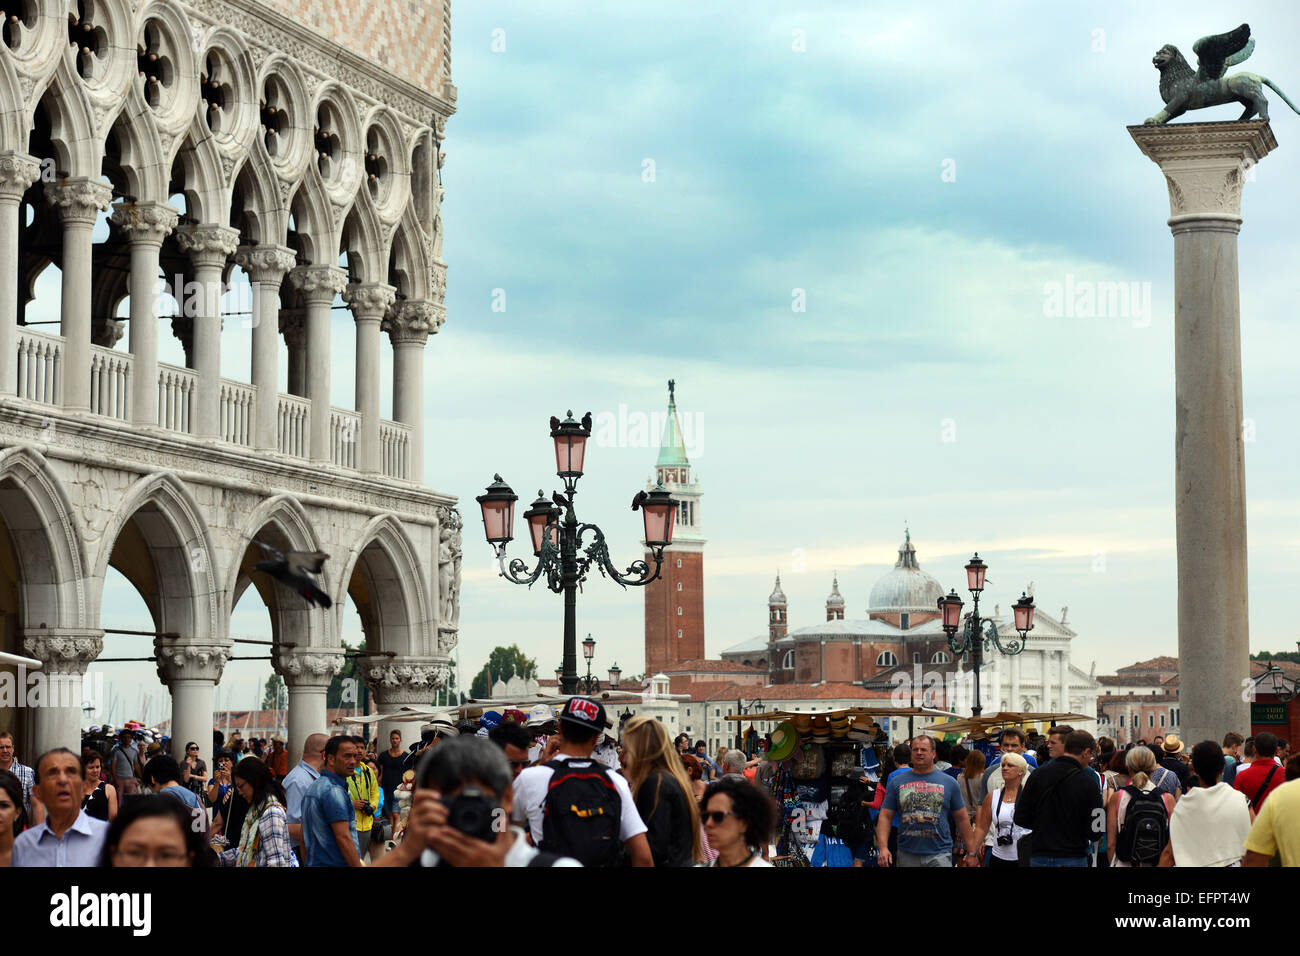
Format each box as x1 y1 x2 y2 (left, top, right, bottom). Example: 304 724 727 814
724 705 959 721
921 711 1093 736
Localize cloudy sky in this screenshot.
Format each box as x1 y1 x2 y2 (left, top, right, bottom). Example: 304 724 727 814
91 1 1300 724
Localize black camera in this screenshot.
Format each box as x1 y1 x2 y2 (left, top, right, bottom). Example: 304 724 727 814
441 786 498 842
996 829 1014 847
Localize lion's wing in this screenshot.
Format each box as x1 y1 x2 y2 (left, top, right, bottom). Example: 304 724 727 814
1192 23 1252 81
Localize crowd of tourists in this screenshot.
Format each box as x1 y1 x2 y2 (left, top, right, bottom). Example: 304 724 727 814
0 711 1296 868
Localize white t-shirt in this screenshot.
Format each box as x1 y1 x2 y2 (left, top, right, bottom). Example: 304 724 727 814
707 853 773 867
512 757 647 847
419 827 583 867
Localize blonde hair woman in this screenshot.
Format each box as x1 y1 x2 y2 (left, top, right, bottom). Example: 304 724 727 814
974 751 1030 867
622 716 704 866
1106 745 1175 867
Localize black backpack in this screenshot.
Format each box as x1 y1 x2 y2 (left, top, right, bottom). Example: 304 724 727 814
833 781 874 850
539 759 623 867
1116 785 1169 866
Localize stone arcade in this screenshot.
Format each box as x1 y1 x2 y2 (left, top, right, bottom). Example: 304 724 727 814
0 0 459 763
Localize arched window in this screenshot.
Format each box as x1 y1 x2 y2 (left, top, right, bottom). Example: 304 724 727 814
677 606 683 616
931 651 951 664
912 651 921 663
676 582 682 591
782 650 794 670
676 629 683 638
876 651 898 667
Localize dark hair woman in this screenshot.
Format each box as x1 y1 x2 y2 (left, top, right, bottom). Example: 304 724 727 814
80 747 118 822
99 794 215 867
217 757 292 867
0 769 26 867
699 776 777 867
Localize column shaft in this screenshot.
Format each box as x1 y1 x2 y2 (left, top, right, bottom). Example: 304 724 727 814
291 267 347 463
356 319 381 471
113 204 177 426
286 684 329 768
0 155 39 395
235 246 296 451
192 260 223 438
393 343 424 480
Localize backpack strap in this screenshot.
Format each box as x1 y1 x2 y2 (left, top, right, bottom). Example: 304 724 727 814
1250 764 1278 811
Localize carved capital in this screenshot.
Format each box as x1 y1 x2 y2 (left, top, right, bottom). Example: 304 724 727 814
175 223 241 268
110 202 179 245
363 657 449 704
155 640 233 686
431 259 447 303
436 626 458 656
343 282 397 321
382 299 444 346
274 648 346 689
278 308 307 348
0 152 41 200
290 265 349 304
92 317 126 348
22 629 104 676
1129 121 1276 224
234 244 298 285
45 178 113 226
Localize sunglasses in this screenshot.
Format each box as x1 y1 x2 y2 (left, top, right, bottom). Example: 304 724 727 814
703 810 737 825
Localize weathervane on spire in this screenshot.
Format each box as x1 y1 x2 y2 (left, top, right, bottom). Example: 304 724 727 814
668 378 676 402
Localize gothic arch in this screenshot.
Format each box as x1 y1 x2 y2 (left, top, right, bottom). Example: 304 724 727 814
230 142 288 246
90 472 220 641
362 104 409 219
335 513 431 657
288 165 338 266
104 89 168 204
0 446 88 629
387 208 429 301
172 126 228 225
255 54 312 184
0 51 28 151
341 190 386 284
36 61 101 176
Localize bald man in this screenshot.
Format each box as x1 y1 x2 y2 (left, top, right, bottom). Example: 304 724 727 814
284 733 328 857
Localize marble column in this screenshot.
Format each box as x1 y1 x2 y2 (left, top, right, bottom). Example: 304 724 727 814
384 300 443 483
234 245 297 451
21 628 103 756
0 153 40 396
274 648 344 767
280 308 306 396
363 657 448 757
111 202 178 426
45 179 113 410
175 225 240 438
343 282 396 473
1129 121 1275 744
290 266 348 462
156 640 232 771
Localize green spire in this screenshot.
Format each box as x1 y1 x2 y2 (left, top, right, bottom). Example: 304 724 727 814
656 378 690 467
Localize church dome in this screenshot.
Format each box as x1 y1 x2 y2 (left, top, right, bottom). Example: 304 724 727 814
868 530 944 613
769 573 786 605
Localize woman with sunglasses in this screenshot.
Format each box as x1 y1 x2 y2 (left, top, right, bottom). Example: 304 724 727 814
181 741 207 801
699 776 776 867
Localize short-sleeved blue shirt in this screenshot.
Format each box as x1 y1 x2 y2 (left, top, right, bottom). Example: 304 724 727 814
882 768 966 856
301 769 357 867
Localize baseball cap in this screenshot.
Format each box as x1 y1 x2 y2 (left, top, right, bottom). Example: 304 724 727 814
558 696 607 733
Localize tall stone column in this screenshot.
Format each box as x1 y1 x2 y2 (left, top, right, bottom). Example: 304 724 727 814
46 179 113 411
235 245 297 450
363 657 448 757
1130 121 1275 743
384 300 443 483
274 648 344 766
280 309 306 396
0 154 40 396
290 266 348 462
111 202 178 426
156 640 231 768
175 225 240 438
343 283 396 473
21 629 103 756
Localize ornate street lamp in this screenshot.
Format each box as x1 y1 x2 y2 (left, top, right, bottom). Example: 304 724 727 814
477 411 675 695
939 553 1035 718
608 662 622 689
1251 664 1299 704
578 633 601 695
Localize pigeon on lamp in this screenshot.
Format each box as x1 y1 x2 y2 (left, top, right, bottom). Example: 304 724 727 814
252 539 333 608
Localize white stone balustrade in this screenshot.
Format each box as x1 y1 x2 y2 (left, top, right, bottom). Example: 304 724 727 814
330 406 361 470
380 420 412 480
158 363 197 433
277 393 311 458
89 345 132 421
219 379 257 446
15 328 63 406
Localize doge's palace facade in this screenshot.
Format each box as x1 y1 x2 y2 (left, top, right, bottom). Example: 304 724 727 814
0 0 458 763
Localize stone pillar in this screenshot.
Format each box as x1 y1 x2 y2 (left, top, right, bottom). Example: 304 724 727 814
21 629 103 756
343 283 396 473
363 657 449 757
111 202 178 426
0 154 40 396
290 266 348 462
156 640 231 770
384 300 443 483
175 225 240 438
280 309 306 396
46 179 113 411
1010 651 1021 712
1129 121 1275 744
1059 650 1069 715
234 245 297 450
274 648 345 767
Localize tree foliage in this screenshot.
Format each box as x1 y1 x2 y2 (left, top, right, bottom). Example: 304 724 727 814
470 644 538 699
1254 650 1300 664
261 673 286 710
326 640 363 709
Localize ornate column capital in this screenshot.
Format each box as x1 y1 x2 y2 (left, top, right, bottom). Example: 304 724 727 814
431 259 447 303
343 282 396 322
21 628 104 676
382 299 444 346
290 265 348 305
175 223 241 269
278 308 307 348
1129 121 1276 226
274 647 346 690
0 152 41 201
363 657 451 704
45 178 113 226
155 640 233 686
92 317 126 348
110 201 179 246
234 244 298 285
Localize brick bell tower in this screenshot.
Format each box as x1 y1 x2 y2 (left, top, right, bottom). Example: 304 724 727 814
644 380 705 676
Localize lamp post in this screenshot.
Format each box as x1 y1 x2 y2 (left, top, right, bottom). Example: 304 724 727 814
477 411 676 696
938 553 1036 718
1250 664 1299 704
578 633 601 695
734 697 764 750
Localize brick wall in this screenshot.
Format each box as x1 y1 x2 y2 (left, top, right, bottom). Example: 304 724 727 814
644 550 704 675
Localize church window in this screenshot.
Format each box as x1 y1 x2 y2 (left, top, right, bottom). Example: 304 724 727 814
876 651 898 667
1119 715 1125 727
912 652 921 663
900 613 910 629
677 582 682 591
931 651 950 664
1159 714 1166 727
677 606 682 616
677 629 683 638
1149 714 1155 728
782 650 794 670
676 558 682 568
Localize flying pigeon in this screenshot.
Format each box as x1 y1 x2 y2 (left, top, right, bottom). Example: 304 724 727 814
252 540 333 608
